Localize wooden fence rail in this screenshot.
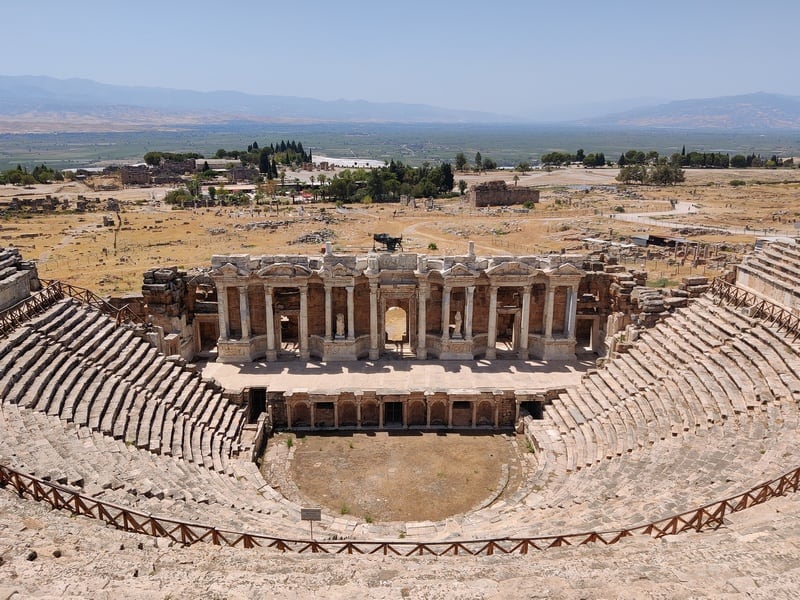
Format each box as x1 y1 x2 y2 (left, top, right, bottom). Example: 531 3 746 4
710 277 800 341
2 461 799 556
0 280 144 337
0 282 65 336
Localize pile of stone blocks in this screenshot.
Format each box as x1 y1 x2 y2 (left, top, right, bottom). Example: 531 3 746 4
142 267 187 321
680 275 710 297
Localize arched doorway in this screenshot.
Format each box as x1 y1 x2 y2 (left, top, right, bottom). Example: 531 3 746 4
384 306 408 358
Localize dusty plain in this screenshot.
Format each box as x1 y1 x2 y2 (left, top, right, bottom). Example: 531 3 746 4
2 166 799 295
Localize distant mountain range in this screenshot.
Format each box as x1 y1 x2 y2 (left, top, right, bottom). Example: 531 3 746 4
0 75 513 132
576 92 800 131
1 76 800 132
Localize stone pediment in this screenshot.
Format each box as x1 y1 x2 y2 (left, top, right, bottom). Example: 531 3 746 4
552 263 583 276
486 261 537 277
323 262 355 278
257 263 312 278
443 262 476 277
211 262 246 278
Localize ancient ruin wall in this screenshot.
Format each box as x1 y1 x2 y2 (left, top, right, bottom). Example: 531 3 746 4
0 248 41 311
469 180 540 207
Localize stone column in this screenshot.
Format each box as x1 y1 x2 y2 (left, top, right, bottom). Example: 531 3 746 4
519 286 531 359
472 402 477 429
286 401 292 429
324 284 333 341
217 283 229 340
565 284 578 339
346 285 355 340
369 281 379 360
441 285 451 341
310 402 316 429
334 402 339 429
486 285 498 359
238 285 250 341
356 400 362 429
299 286 309 360
448 401 454 429
379 400 384 429
264 285 276 361
417 284 427 359
426 400 431 428
465 285 475 341
544 284 555 338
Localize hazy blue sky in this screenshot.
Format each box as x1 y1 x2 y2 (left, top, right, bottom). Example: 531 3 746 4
3 0 798 119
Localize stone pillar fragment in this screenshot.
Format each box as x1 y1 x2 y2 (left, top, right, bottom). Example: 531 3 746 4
486 286 498 359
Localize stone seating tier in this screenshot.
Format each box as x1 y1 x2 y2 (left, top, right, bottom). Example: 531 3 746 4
0 299 247 474
2 289 800 544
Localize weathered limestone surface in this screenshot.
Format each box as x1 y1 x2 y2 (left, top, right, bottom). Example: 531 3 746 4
0 247 40 311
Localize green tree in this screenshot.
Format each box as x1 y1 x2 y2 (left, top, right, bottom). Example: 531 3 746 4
474 151 482 172
616 165 646 184
515 161 530 174
730 154 748 168
143 152 163 166
455 152 467 171
458 179 467 195
258 148 271 175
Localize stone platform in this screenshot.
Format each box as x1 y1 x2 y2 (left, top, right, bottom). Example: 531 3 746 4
202 357 591 396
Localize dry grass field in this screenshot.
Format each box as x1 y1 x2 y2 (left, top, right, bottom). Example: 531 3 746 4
2 166 799 295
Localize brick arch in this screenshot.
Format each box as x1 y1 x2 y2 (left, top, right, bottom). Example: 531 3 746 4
476 401 494 426
339 401 357 427
408 400 426 427
361 401 379 427
429 401 447 426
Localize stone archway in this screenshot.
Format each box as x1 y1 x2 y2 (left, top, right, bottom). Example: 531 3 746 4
429 401 447 426
384 306 408 355
408 400 426 427
339 401 357 427
361 401 379 427
476 401 494 427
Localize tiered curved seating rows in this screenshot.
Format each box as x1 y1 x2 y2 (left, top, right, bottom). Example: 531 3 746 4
510 294 800 537
737 241 800 302
0 299 246 474
3 285 800 544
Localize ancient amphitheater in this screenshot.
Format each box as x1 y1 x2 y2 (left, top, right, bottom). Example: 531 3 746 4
2 241 800 598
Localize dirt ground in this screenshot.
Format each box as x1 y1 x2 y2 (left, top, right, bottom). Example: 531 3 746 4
1 167 799 294
277 431 525 523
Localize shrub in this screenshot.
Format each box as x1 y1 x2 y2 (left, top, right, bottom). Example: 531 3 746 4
730 180 746 187
427 242 438 251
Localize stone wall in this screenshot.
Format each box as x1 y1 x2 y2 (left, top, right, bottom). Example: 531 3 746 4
0 247 40 311
469 180 540 208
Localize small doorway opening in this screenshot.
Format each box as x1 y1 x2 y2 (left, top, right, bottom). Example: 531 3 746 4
452 400 472 427
248 388 267 423
384 401 403 426
315 402 335 428
520 400 544 420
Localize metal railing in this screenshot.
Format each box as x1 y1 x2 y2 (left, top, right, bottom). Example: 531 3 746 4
2 461 799 555
709 278 800 341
